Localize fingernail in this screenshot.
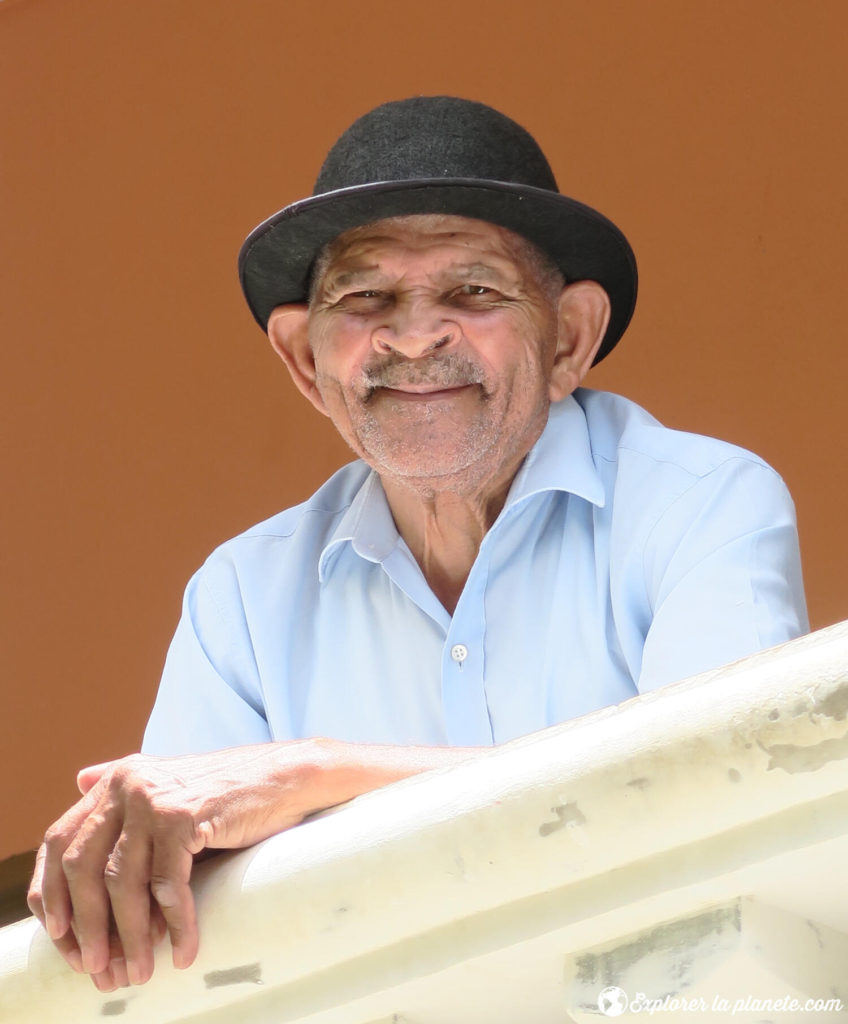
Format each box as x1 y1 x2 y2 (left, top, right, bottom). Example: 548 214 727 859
173 948 192 970
92 972 117 994
127 959 145 986
110 957 129 988
67 949 83 973
82 950 98 975
45 913 63 940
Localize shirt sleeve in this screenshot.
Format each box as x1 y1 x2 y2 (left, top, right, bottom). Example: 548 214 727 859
142 564 272 755
636 456 809 692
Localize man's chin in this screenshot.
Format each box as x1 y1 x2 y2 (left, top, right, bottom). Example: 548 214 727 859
368 446 481 479
357 434 493 485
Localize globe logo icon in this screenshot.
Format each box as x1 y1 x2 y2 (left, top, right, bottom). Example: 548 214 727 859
598 985 629 1016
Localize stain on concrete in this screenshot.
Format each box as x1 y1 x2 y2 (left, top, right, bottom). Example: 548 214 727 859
817 683 848 722
807 920 825 949
768 709 780 721
575 902 741 986
361 1015 412 1024
101 1001 127 1017
626 777 651 790
763 733 848 773
727 768 742 783
204 962 262 988
539 802 586 836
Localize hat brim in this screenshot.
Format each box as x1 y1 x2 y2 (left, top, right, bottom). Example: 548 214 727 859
238 178 637 364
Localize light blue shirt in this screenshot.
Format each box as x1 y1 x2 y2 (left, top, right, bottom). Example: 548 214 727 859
143 389 808 755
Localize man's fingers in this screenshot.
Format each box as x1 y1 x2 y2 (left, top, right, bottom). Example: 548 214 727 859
90 966 117 993
149 898 168 945
62 808 123 975
104 830 156 986
77 761 116 796
107 956 130 990
32 781 108 953
50 928 85 973
38 838 74 943
29 843 73 943
150 841 199 970
26 844 48 927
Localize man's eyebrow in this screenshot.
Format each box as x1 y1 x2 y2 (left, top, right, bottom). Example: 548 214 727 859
322 266 384 290
438 261 519 286
447 261 505 276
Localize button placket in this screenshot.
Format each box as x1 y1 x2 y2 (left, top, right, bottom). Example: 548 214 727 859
441 558 493 746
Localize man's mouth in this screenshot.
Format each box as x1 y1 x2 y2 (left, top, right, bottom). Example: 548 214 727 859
376 383 477 402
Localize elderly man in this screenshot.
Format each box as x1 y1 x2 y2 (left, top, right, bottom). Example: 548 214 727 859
29 96 807 992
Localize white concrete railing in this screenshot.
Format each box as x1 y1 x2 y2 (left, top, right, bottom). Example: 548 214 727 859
3 622 848 1023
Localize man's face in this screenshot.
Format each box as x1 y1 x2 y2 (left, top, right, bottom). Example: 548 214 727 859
304 214 565 494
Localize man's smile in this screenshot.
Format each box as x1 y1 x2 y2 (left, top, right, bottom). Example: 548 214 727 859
376 383 478 402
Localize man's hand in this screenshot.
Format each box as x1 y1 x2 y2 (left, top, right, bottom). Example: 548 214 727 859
28 739 478 991
27 739 344 991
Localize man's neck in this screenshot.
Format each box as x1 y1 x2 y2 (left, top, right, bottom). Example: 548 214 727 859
381 473 516 616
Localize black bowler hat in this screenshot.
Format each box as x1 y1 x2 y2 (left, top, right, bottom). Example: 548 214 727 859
238 96 637 363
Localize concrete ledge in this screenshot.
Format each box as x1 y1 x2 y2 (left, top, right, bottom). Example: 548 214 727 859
3 622 848 1023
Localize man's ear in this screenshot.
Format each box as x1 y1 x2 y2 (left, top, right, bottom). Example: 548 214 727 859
548 281 611 402
266 304 329 417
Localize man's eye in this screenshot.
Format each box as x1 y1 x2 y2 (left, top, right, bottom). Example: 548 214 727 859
333 289 387 308
454 284 499 299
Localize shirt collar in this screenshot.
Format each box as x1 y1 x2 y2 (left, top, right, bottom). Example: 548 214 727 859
318 391 605 581
318 470 400 581
504 391 606 511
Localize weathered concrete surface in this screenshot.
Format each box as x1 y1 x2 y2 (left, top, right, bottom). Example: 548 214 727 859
2 622 848 1023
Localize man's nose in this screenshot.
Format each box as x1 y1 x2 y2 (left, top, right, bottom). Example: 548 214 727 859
371 301 460 358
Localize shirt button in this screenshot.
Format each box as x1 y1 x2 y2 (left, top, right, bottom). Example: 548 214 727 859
450 644 468 664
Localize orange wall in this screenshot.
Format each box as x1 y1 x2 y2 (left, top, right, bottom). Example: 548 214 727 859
3 0 847 858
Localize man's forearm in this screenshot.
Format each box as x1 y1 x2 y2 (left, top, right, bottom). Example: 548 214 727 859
28 737 484 991
307 736 482 812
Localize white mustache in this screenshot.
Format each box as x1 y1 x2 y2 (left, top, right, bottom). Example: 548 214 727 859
361 353 485 393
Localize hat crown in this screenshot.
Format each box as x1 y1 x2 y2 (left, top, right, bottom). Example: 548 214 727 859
314 96 559 196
